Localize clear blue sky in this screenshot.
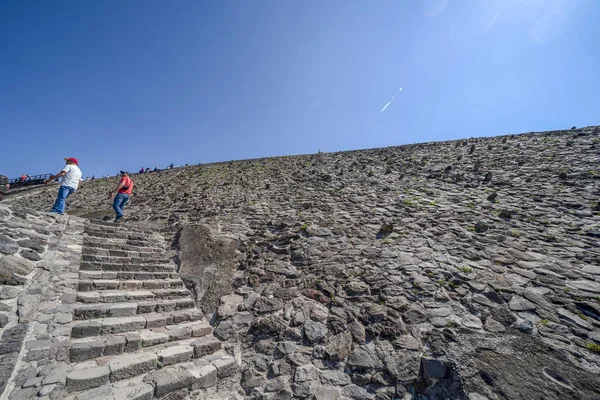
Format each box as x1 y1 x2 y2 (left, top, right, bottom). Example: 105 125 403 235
1 0 599 179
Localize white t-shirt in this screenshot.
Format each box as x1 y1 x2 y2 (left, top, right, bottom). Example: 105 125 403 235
61 164 82 190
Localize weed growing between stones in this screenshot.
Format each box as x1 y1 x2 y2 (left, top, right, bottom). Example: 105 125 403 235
586 343 600 353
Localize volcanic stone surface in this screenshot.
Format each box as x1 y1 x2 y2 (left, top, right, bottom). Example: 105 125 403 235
4 126 600 399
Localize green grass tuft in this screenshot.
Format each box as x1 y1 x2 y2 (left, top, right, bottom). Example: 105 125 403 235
586 343 600 353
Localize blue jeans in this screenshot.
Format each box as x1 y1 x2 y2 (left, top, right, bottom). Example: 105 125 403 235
113 193 130 218
51 185 75 214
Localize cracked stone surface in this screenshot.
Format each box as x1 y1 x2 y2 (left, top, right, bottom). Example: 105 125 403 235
2 126 600 399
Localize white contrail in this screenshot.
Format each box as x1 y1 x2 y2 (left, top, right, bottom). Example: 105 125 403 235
380 87 403 112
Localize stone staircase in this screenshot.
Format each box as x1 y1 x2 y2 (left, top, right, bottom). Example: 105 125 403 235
64 220 237 400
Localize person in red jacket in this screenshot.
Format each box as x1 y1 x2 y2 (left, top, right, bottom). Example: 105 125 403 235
112 171 134 223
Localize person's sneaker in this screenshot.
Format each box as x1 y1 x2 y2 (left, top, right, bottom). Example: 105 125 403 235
114 216 123 223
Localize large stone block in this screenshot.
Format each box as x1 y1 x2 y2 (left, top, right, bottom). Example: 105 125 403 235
71 321 101 338
101 316 146 334
66 366 110 391
0 235 19 254
152 368 193 397
113 382 154 400
104 335 126 356
109 352 157 381
157 345 193 367
192 338 222 357
140 330 169 347
212 356 237 378
189 364 217 390
0 255 34 275
70 339 105 362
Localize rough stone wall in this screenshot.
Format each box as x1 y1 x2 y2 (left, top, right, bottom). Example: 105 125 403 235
0 205 84 399
175 224 241 318
5 126 600 399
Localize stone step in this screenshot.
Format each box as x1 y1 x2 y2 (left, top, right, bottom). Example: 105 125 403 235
83 238 164 253
85 220 158 233
83 248 166 258
83 229 165 242
85 229 165 243
126 239 163 248
77 288 192 304
70 309 205 339
69 326 218 362
78 278 184 292
74 299 196 320
81 254 171 264
80 262 175 272
79 270 180 281
64 351 237 398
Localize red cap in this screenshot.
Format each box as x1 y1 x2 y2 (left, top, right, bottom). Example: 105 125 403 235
65 157 79 165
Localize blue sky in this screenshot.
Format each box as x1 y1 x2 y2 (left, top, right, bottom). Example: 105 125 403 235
1 0 599 179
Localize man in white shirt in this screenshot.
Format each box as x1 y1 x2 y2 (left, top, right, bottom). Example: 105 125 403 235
44 157 82 215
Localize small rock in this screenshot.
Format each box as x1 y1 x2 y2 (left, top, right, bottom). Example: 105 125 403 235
559 171 568 180
320 370 351 386
557 308 593 330
509 297 536 311
303 321 327 343
0 235 19 254
486 192 497 202
345 281 370 296
474 222 489 233
515 320 534 334
403 307 427 324
314 386 342 400
213 320 236 341
421 357 447 379
253 297 284 314
241 368 264 389
341 384 373 399
324 331 352 361
19 249 42 261
0 313 8 328
347 344 383 369
0 255 34 276
291 381 319 398
249 315 287 338
490 306 517 327
567 280 600 294
294 364 319 382
498 209 514 219
377 222 393 238
348 319 366 343
38 384 56 396
462 315 483 330
275 341 296 356
484 318 506 333
17 239 45 253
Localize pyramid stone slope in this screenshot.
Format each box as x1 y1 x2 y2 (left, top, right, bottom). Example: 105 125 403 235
3 126 600 399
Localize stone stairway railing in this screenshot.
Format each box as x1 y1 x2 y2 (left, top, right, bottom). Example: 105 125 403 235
63 220 237 400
